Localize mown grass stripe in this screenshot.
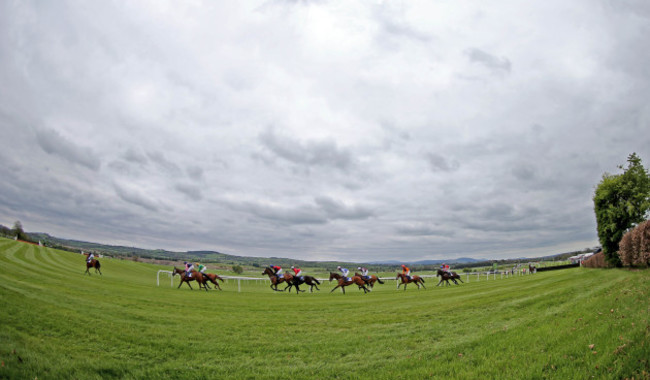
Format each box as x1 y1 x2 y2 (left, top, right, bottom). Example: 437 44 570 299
1 238 648 379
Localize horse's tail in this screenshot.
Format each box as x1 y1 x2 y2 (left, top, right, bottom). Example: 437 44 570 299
376 277 384 284
313 277 321 285
96 260 101 269
420 276 425 283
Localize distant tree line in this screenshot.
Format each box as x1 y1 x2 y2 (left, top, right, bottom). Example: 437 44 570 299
0 221 31 242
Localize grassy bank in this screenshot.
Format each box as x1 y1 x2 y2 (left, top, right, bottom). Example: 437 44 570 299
1 238 648 379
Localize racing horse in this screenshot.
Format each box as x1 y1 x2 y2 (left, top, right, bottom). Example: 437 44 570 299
172 267 208 291
355 272 384 289
262 267 292 291
83 253 102 275
436 269 458 286
290 275 321 293
396 272 426 290
329 272 370 294
202 272 225 290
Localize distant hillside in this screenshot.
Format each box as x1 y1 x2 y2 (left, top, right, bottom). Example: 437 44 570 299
26 232 387 270
23 230 597 272
370 257 479 265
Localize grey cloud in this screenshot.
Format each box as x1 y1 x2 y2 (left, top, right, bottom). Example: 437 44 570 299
314 196 374 220
465 48 512 73
259 128 353 171
238 201 328 225
35 128 101 171
186 165 203 181
147 151 181 174
114 183 158 212
124 148 148 165
426 153 459 172
395 223 454 237
175 183 203 201
512 165 536 181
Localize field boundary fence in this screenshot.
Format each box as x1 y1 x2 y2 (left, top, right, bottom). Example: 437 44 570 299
158 267 545 291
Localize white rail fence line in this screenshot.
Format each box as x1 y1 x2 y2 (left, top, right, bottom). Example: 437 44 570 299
158 269 537 291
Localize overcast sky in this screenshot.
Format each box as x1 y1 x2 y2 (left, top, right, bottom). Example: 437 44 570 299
1 1 649 262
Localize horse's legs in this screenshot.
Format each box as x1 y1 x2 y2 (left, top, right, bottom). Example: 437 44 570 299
420 280 426 289
330 285 340 293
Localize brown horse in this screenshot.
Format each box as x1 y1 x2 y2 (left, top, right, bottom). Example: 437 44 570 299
396 272 426 290
355 272 384 289
202 273 225 290
329 272 370 294
83 253 102 275
262 267 292 291
172 267 208 291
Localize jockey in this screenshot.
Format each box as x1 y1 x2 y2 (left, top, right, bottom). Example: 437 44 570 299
401 264 411 280
358 266 369 279
270 265 283 278
197 263 207 276
337 266 350 279
291 265 302 279
184 261 194 278
87 252 95 263
442 263 451 275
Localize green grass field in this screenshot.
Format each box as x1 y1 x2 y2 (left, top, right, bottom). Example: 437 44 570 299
1 238 648 379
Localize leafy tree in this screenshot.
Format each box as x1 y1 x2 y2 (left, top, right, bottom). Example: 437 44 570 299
593 153 650 266
232 265 243 274
12 220 29 241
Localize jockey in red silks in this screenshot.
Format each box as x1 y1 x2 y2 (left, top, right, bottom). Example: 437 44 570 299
269 265 283 278
291 265 302 278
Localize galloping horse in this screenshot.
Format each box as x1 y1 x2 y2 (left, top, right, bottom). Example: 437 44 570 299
355 272 384 288
436 269 464 286
172 267 208 291
262 267 292 291
291 275 321 293
396 272 426 290
83 253 102 275
329 272 369 294
202 272 225 290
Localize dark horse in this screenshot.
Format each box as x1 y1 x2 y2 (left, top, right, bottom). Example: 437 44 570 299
83 253 102 275
355 272 384 289
396 272 426 290
172 267 208 291
329 272 370 294
529 264 536 274
262 267 292 291
436 269 464 286
290 275 321 293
